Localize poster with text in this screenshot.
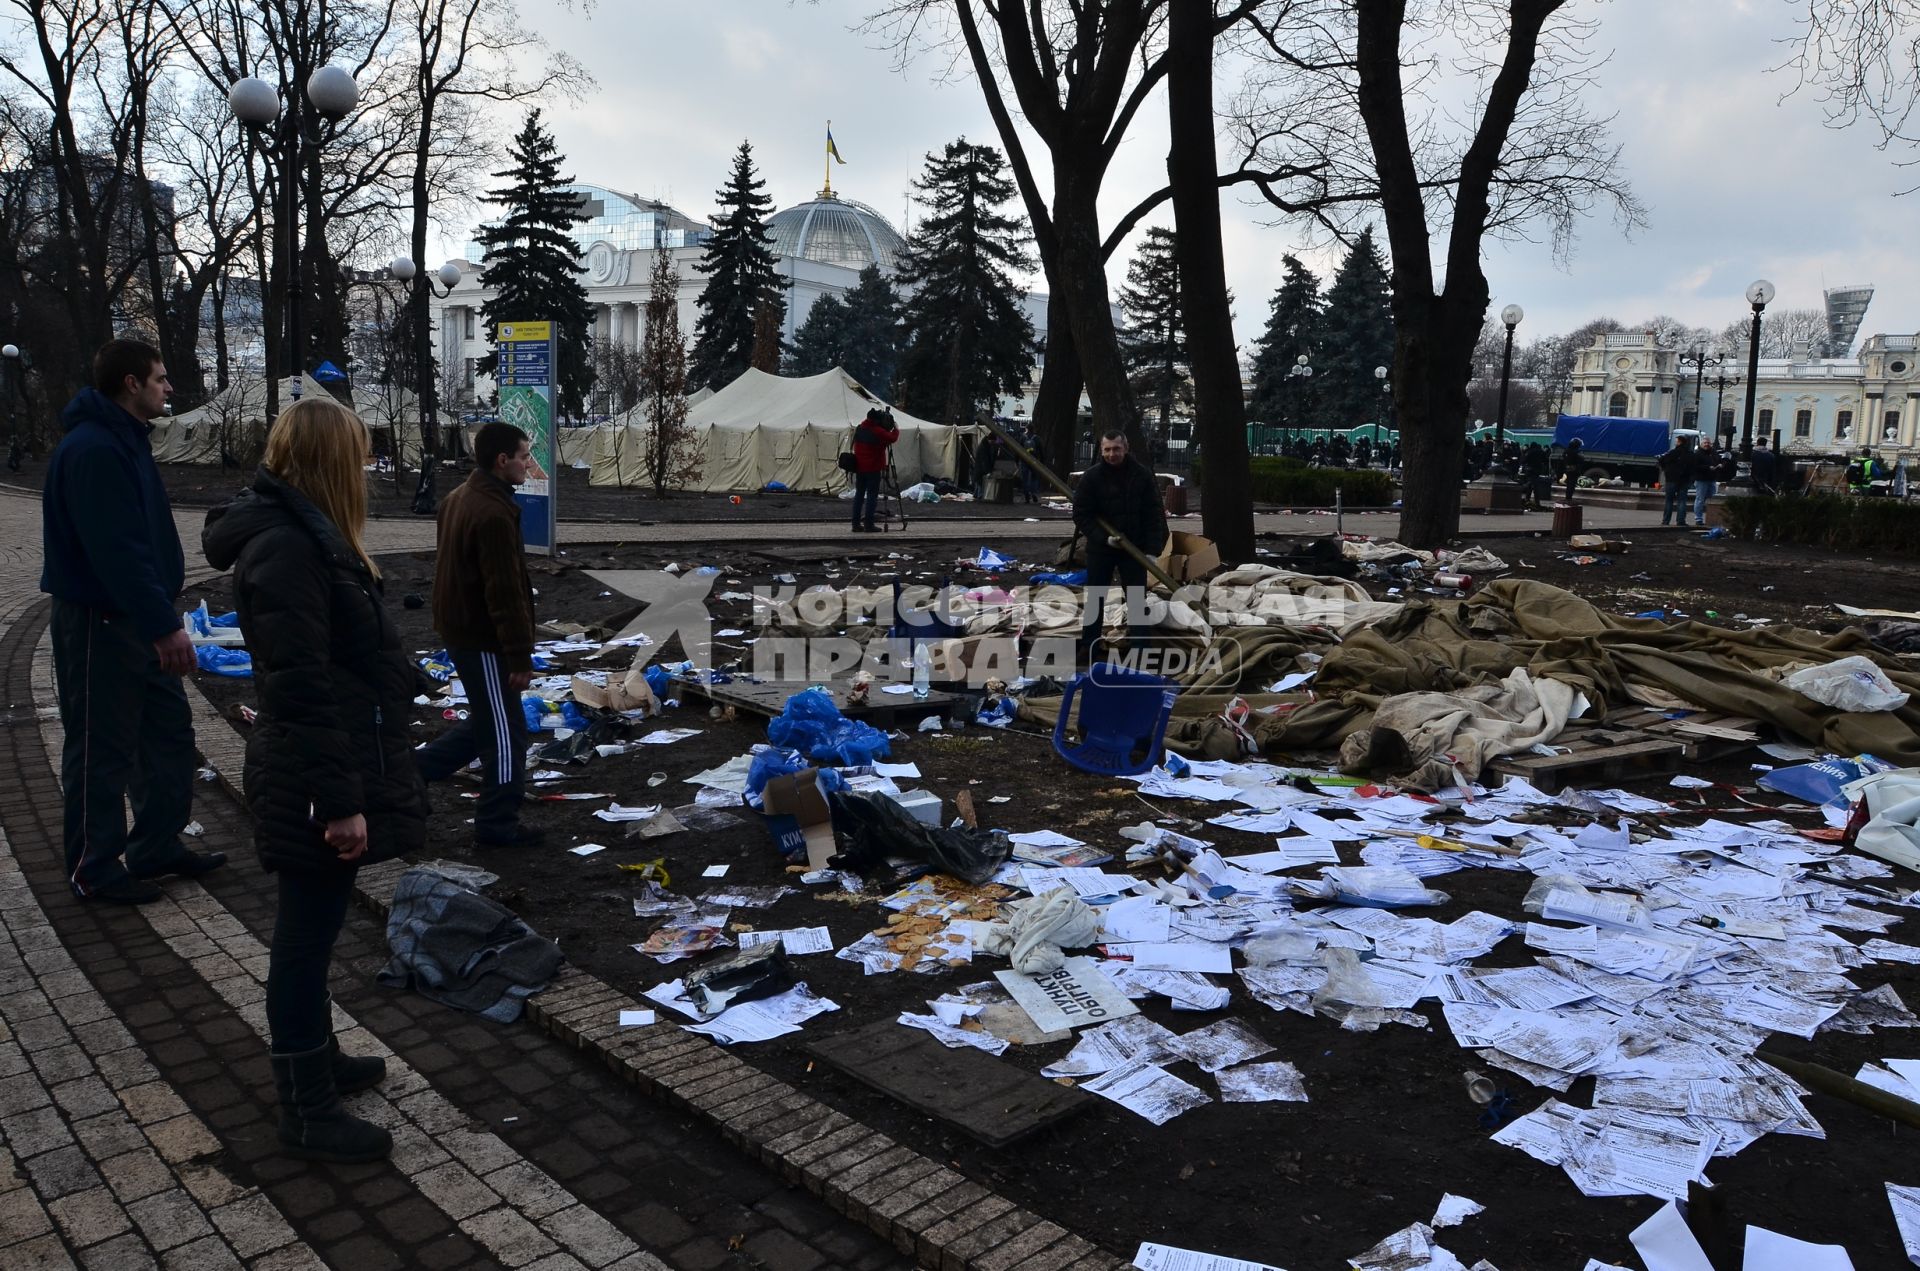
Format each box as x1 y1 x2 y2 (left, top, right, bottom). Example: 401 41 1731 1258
497 320 556 553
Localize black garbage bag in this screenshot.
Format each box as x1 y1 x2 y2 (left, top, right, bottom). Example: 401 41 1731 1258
531 715 626 764
826 790 1013 886
684 943 794 1015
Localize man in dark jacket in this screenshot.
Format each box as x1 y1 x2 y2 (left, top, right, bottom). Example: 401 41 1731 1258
41 340 222 904
1072 430 1169 656
1659 436 1697 526
1560 438 1583 503
416 423 541 847
850 408 898 533
1750 436 1780 495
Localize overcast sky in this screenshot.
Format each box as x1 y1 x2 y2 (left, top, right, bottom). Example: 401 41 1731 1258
475 0 1920 352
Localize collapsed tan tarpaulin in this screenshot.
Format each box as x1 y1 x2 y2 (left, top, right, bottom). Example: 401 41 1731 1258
1021 579 1920 769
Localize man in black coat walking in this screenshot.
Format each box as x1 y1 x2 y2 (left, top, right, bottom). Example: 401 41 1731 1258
1072 430 1169 657
41 340 223 904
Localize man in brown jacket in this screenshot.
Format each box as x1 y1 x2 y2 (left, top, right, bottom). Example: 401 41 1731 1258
416 422 541 847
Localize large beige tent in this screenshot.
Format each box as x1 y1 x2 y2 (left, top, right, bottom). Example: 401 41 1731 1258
588 367 978 493
152 374 442 467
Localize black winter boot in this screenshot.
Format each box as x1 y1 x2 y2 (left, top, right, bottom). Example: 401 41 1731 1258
270 1044 392 1163
329 1036 387 1095
320 997 387 1095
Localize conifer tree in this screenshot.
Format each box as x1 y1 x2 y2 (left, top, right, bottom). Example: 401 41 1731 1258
1315 228 1395 428
790 265 902 395
637 246 700 495
1248 255 1323 429
688 141 778 391
893 139 1035 426
475 109 596 419
749 286 786 374
1118 226 1186 447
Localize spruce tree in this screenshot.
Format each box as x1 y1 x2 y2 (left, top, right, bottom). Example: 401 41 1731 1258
475 109 596 419
1315 228 1395 428
1248 255 1323 430
688 141 778 391
1118 226 1186 447
749 285 787 374
788 265 902 394
788 294 850 378
893 139 1036 426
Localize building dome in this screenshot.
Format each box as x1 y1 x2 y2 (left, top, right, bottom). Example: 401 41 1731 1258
766 196 906 272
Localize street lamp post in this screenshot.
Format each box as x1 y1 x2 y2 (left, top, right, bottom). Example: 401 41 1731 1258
1740 279 1776 462
1374 365 1390 463
227 65 361 416
1678 345 1724 434
3 344 21 473
1287 353 1313 453
388 256 464 512
1496 303 1523 451
1707 368 1741 449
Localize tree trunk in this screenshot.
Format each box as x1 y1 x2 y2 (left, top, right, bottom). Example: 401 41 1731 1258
1032 292 1082 481
1166 0 1252 564
1392 295 1479 546
410 121 442 499
1052 176 1141 456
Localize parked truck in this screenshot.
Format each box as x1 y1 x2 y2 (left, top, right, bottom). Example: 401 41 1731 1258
1552 415 1676 488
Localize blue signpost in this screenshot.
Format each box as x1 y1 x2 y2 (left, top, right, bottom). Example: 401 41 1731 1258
496 320 557 554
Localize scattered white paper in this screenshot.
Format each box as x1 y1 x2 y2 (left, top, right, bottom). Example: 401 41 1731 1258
1629 1200 1714 1271
569 843 607 857
702 864 731 878
996 957 1140 1031
618 1009 656 1027
1430 1194 1484 1228
1740 1225 1855 1270
1126 943 1234 974
1214 1060 1307 1103
1081 1061 1212 1124
1886 1183 1920 1265
737 927 834 955
592 801 662 822
1131 1243 1287 1271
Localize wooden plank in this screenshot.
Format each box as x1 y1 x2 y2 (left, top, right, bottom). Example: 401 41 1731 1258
1491 729 1686 793
668 673 958 729
805 1019 1091 1148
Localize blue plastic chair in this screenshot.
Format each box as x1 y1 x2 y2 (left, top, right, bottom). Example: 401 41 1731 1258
1051 664 1179 776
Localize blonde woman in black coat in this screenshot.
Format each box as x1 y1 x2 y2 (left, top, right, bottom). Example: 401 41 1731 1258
203 398 427 1162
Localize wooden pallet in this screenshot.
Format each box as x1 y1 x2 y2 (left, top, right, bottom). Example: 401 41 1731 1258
1488 723 1688 793
667 672 958 729
1605 706 1763 761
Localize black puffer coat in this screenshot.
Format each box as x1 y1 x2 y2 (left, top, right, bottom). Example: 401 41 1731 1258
1072 455 1169 558
202 470 427 873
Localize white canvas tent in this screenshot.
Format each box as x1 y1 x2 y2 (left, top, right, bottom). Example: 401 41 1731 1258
588 367 977 493
153 374 436 468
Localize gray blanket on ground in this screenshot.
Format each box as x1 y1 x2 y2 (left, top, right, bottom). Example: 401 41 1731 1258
377 868 564 1023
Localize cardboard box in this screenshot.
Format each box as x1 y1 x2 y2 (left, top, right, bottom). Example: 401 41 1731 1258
1155 531 1222 584
760 768 837 870
925 635 1022 682
1567 535 1631 553
568 651 662 715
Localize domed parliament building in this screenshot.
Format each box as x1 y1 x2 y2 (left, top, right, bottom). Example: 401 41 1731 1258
428 180 1033 414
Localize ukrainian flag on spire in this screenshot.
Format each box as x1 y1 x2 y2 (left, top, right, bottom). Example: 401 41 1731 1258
827 124 846 165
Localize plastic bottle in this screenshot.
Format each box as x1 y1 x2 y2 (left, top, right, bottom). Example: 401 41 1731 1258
912 647 931 700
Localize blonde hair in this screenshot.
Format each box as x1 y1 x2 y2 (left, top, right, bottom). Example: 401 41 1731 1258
262 397 379 578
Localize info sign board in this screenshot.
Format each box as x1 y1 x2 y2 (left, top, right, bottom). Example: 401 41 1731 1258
496 320 556 554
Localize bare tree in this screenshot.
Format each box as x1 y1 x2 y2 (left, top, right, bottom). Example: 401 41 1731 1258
1715 308 1832 359
1230 0 1644 546
638 247 701 497
1785 1 1920 184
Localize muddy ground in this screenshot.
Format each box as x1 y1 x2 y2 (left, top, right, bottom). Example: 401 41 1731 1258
187 528 1920 1270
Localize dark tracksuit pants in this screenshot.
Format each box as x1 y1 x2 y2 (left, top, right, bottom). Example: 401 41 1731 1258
413 648 527 837
49 599 195 896
1079 547 1152 648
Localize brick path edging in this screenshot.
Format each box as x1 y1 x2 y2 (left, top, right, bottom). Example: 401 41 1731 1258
182 676 1130 1271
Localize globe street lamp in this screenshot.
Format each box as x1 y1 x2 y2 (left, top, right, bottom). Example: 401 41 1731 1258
386 256 465 512
1374 365 1390 461
1679 344 1724 434
1739 279 1775 462
1708 367 1742 450
1287 353 1313 453
3 344 22 473
227 65 361 413
1496 303 1523 451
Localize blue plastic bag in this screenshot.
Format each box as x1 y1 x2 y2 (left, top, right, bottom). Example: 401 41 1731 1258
1028 570 1087 586
1756 754 1895 808
975 547 1015 570
195 647 252 678
417 651 455 682
766 688 891 766
746 747 808 797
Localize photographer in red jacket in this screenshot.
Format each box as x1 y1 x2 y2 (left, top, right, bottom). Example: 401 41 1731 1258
850 408 899 533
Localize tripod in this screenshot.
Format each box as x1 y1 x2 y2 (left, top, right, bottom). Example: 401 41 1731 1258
872 456 909 532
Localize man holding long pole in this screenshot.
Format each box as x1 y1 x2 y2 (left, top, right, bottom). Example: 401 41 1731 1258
1073 430 1169 660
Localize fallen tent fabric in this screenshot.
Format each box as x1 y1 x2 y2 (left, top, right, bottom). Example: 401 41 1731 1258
1020 579 1920 772
586 366 980 493
1337 669 1580 791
